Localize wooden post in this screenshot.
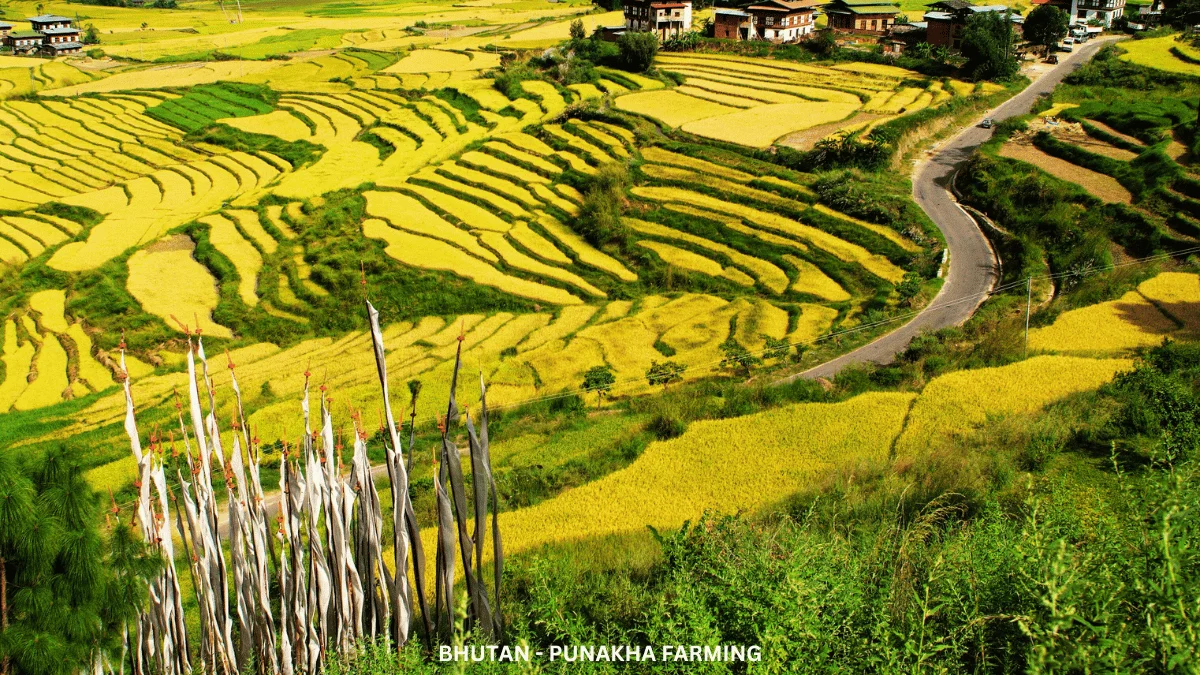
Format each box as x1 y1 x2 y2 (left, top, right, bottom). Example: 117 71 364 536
1025 276 1032 358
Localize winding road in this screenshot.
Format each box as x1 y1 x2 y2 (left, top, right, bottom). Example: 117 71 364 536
796 37 1117 380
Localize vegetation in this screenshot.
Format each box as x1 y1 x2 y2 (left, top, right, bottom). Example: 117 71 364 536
0 450 158 675
1023 5 1069 56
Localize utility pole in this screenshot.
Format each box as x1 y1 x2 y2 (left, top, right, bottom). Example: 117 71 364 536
1025 275 1032 358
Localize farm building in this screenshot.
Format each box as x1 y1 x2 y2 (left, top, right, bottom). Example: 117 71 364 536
3 15 81 55
713 0 818 41
0 22 11 38
923 0 1022 49
623 0 694 39
824 0 901 33
1029 0 1124 25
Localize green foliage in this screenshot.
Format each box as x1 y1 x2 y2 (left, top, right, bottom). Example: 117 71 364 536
573 162 632 249
617 31 658 73
144 82 275 132
960 10 1019 81
718 338 762 376
645 359 685 389
761 335 790 361
185 124 323 168
1023 5 1068 51
1064 44 1194 91
582 364 616 401
569 18 585 40
0 449 159 675
82 23 100 45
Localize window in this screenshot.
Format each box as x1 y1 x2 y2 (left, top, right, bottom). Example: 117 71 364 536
766 15 774 24
871 18 877 29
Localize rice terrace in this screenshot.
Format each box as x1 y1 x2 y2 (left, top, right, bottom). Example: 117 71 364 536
1 0 1200 670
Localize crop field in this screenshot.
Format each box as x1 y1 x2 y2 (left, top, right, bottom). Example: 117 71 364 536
621 52 978 148
998 140 1133 204
488 392 916 555
894 356 1134 457
1119 35 1200 76
1030 273 1200 354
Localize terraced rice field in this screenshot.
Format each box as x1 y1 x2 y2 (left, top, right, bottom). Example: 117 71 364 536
623 52 974 148
1119 35 1200 77
998 141 1133 204
1029 273 1200 354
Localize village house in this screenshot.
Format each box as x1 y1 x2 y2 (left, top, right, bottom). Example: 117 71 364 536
823 0 902 33
3 15 82 56
0 22 12 39
1029 0 1124 25
623 0 693 39
923 0 1022 49
714 0 818 42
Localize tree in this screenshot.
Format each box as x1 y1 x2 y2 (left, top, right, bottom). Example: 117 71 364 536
0 449 158 675
897 271 922 304
960 10 1019 81
762 335 791 361
574 162 631 248
1024 5 1068 56
646 360 686 389
582 365 616 402
719 339 763 376
569 18 586 40
82 23 100 45
617 31 658 72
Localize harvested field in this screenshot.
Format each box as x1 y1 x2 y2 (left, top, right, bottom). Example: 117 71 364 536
999 141 1132 204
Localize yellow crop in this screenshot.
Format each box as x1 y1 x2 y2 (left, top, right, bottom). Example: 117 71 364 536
483 142 562 177
491 392 914 556
640 146 754 182
543 124 612 164
0 235 27 265
812 204 920 253
403 184 512 232
0 219 48 256
567 83 604 101
783 254 851 302
363 219 581 306
438 162 539 207
599 79 629 94
510 222 571 265
218 110 312 142
536 214 637 281
531 184 579 214
521 81 567 117
895 356 1132 457
639 163 799 211
414 169 529 218
831 62 912 78
0 321 34 412
364 191 498 262
616 90 737 128
43 62 283 97
84 456 137 492
459 151 548 184
66 323 116 392
225 209 279 254
632 186 905 282
517 305 599 354
576 122 630 158
14 335 70 411
627 218 789 293
200 214 262 307
1138 272 1200 336
683 101 859 148
638 240 727 278
732 297 790 349
478 231 604 297
790 303 839 343
29 289 70 333
1029 290 1178 355
1119 36 1200 75
126 235 231 339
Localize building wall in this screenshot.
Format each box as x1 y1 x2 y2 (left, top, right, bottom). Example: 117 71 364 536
714 14 747 38
926 17 953 45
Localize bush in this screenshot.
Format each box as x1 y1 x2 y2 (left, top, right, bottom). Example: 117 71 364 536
617 31 658 72
573 162 632 249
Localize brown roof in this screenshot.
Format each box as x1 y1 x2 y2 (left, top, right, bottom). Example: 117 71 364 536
747 0 819 10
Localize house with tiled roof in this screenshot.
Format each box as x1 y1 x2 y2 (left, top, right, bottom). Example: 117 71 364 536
1029 0 1123 26
714 0 819 42
623 0 694 40
3 15 82 56
823 0 902 34
924 0 1022 48
0 22 12 39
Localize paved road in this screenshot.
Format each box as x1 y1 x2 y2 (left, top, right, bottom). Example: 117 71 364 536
795 38 1117 381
